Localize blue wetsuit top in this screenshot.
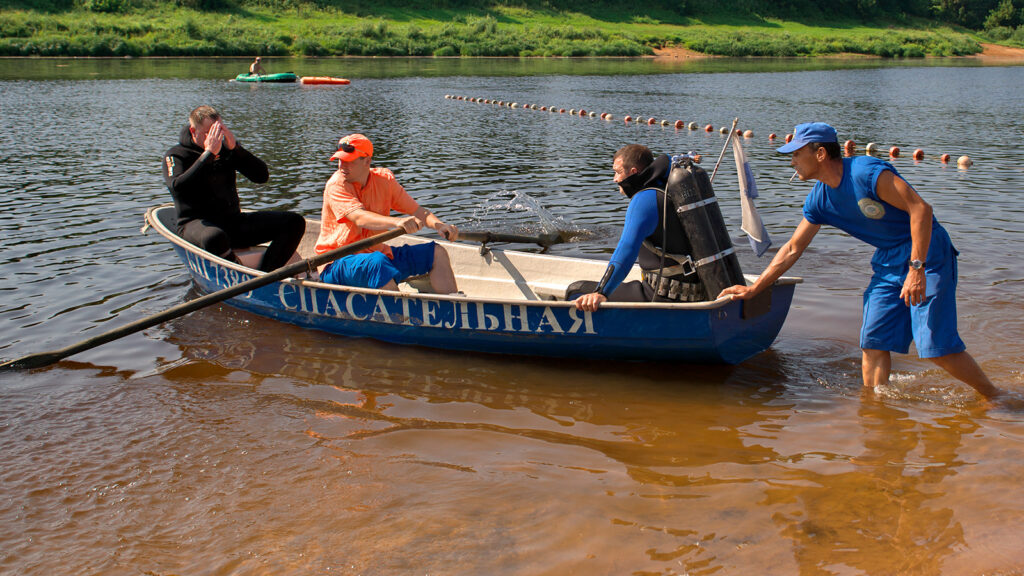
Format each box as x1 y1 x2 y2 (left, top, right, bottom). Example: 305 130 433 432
802 156 950 269
600 188 659 295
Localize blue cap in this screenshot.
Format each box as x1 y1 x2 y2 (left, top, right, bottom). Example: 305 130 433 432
776 122 838 153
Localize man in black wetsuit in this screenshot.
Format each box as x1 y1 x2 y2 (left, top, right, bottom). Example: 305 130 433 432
163 105 305 272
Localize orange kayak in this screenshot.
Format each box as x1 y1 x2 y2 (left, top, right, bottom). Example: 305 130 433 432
300 76 351 85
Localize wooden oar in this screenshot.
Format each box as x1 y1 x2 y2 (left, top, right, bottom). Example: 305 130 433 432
0 227 406 372
459 230 564 248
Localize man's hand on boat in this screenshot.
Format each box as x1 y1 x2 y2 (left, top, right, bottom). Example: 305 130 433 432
718 284 755 300
574 292 607 312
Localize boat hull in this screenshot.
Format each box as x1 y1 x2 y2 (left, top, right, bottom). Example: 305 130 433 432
233 73 298 83
147 206 797 364
300 76 351 85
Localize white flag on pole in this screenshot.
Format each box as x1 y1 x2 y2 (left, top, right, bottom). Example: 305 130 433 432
732 136 772 257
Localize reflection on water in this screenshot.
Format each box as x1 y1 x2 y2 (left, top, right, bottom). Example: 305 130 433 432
0 60 1023 574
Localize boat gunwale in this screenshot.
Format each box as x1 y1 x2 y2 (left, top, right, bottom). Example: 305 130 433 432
145 204 800 311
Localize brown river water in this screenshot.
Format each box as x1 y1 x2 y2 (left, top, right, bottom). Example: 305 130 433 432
0 58 1022 575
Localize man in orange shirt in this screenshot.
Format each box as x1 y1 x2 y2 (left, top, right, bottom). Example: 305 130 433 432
315 133 460 293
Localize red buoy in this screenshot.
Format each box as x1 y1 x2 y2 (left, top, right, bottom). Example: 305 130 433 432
785 134 793 143
705 124 714 132
843 140 856 157
624 115 632 123
912 148 924 160
940 153 950 164
674 120 684 129
648 117 656 125
769 133 777 140
889 146 900 158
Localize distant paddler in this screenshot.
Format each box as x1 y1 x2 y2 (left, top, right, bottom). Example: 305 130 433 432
249 56 266 76
718 122 1004 401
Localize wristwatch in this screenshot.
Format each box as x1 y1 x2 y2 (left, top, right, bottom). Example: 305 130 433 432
909 259 924 270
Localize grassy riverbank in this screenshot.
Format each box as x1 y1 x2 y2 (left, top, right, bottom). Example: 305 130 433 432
0 2 1013 58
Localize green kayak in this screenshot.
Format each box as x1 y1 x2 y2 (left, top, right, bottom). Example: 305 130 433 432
233 72 298 83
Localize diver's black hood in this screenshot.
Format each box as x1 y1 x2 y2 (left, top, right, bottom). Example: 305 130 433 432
619 153 671 198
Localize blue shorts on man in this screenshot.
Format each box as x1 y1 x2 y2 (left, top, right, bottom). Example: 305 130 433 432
860 235 965 358
320 241 436 289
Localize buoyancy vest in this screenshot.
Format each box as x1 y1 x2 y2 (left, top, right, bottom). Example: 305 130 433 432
618 155 710 301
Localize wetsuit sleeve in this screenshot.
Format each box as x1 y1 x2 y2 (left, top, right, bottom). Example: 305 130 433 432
225 144 269 184
598 188 660 295
163 149 212 197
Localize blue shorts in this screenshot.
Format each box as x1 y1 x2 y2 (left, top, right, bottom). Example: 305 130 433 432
320 242 436 289
860 247 965 358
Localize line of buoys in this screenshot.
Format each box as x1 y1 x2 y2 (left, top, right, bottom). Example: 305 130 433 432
442 95 761 141
444 95 973 167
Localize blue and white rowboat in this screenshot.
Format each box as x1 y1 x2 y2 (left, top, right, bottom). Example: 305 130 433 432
145 205 800 364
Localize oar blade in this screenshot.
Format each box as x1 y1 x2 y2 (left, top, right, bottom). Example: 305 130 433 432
0 351 65 372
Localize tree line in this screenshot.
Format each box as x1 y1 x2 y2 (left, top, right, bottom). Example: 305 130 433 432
15 0 1024 32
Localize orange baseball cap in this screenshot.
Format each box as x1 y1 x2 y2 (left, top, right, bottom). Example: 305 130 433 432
330 133 373 161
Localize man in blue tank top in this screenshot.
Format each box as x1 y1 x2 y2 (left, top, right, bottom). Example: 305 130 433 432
718 122 1001 400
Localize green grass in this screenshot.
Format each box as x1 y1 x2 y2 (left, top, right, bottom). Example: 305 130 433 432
0 3 987 57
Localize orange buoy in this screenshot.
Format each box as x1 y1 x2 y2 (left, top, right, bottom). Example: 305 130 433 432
559 108 565 113
743 129 754 138
674 120 684 129
648 117 657 125
540 106 547 111
578 109 586 116
624 115 632 123
693 154 703 163
769 133 777 140
785 133 793 143
912 148 924 160
940 153 950 164
705 124 714 132
735 129 742 136
889 146 900 158
843 140 855 156
957 155 972 168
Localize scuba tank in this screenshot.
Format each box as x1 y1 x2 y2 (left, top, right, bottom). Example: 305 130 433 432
663 157 745 298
